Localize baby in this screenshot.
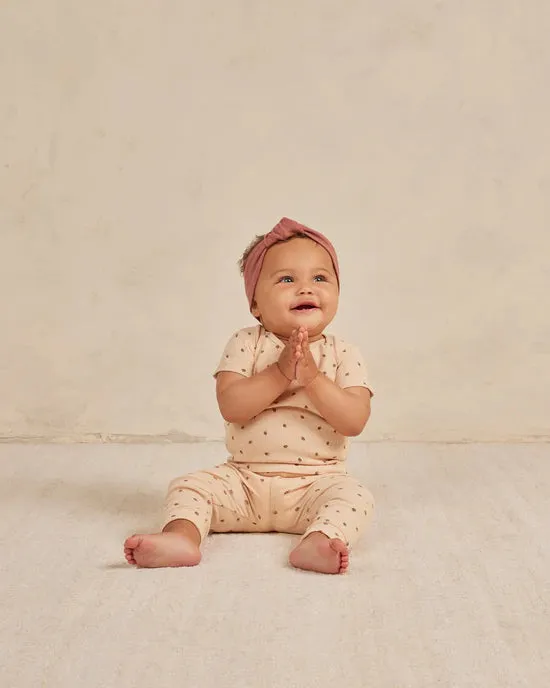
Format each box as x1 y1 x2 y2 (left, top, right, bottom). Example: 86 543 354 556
124 218 375 574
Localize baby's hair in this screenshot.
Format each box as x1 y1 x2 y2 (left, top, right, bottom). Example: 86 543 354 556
238 231 310 274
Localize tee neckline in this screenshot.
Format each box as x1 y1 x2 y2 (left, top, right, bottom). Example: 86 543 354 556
265 328 327 347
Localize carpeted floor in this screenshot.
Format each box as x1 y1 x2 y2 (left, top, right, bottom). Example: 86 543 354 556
1 441 548 688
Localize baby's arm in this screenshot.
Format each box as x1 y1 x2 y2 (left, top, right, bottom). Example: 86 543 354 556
216 366 290 425
305 375 371 437
216 329 301 424
296 329 371 437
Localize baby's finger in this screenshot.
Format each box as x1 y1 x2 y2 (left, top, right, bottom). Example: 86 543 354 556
289 331 298 349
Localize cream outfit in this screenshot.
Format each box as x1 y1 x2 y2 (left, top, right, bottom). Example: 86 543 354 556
163 326 375 548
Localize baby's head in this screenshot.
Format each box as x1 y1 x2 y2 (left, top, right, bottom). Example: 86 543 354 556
238 218 340 341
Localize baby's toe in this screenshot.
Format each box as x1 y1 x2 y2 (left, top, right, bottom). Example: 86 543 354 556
124 534 142 550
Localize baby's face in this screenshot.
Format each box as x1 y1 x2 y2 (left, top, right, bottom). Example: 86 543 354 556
251 237 339 341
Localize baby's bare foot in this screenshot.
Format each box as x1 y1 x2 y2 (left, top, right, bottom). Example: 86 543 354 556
289 532 349 574
124 532 201 568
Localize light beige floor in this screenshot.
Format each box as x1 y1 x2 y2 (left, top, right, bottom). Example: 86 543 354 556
1 442 548 688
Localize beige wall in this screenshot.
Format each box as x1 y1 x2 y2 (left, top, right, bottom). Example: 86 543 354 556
1 1 548 443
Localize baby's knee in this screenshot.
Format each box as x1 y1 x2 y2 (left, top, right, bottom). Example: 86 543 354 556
361 487 375 512
345 481 375 511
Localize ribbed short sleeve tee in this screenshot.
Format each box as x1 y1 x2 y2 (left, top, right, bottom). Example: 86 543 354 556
213 326 374 474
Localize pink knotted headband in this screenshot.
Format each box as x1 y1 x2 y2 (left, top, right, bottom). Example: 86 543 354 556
243 217 340 309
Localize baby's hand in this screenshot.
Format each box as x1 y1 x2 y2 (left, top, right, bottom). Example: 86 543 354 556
277 329 301 381
295 328 319 387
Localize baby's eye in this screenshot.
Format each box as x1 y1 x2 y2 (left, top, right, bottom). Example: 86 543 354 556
314 274 327 282
278 276 293 283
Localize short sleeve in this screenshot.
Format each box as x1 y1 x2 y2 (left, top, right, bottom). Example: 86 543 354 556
213 327 258 378
335 340 374 397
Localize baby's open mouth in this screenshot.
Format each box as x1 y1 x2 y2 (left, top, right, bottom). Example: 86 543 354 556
292 303 319 311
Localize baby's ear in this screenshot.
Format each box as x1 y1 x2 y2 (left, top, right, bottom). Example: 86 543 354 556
251 300 260 318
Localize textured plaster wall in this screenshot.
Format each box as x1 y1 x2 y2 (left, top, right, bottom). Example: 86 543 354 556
1 1 549 443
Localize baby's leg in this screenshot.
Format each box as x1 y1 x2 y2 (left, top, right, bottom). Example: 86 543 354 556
287 474 375 574
124 467 223 568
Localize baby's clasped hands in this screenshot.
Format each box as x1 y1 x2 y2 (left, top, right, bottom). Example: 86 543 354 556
277 326 319 386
